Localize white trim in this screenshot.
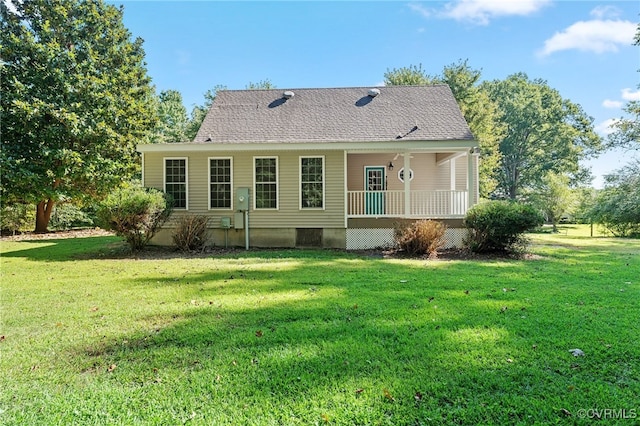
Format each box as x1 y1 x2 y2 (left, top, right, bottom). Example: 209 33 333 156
138 140 477 153
450 158 456 191
208 156 233 211
253 156 279 210
163 157 188 210
299 155 325 211
343 151 348 229
141 152 145 187
397 167 414 182
467 151 474 209
436 151 466 166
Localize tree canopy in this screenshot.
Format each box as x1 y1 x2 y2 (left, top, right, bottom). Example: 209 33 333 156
1 0 156 232
607 23 639 151
589 160 640 237
385 61 503 197
151 90 189 143
482 73 602 199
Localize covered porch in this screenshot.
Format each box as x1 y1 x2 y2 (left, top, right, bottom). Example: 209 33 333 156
345 149 479 220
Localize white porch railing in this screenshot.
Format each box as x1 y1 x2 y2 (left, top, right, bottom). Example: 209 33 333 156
347 190 468 218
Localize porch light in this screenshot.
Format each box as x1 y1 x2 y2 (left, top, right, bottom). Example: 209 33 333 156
387 161 394 171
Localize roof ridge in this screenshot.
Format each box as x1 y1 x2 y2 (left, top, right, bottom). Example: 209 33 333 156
217 84 450 93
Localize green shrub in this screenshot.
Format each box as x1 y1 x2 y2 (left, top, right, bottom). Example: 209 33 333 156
172 214 209 252
96 186 172 252
394 220 447 258
0 203 35 235
464 201 543 254
49 203 94 230
588 161 640 237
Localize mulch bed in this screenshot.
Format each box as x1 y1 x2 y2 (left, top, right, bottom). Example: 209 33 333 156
2 229 541 261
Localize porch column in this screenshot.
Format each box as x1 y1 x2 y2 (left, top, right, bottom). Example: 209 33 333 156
404 151 411 217
450 158 456 191
467 149 474 210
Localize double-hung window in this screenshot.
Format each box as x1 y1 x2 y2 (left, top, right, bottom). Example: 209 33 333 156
164 158 187 209
254 157 278 209
209 157 232 209
300 156 324 209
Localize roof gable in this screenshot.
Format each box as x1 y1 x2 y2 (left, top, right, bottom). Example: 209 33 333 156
194 85 474 144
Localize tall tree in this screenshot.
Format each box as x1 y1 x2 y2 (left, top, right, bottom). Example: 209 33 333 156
385 61 503 197
384 64 431 86
589 160 640 237
185 84 227 141
1 0 156 232
482 73 602 199
607 23 639 150
246 78 276 90
152 89 189 143
527 171 574 232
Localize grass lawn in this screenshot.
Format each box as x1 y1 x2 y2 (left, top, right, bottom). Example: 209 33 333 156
1 226 638 425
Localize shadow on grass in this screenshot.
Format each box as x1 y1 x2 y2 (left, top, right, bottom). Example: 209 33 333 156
0 236 125 261
2 232 635 423
61 244 638 424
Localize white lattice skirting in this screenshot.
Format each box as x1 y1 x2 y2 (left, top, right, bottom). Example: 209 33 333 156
346 228 468 250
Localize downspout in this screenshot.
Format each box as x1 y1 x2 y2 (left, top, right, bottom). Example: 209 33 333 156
245 210 249 250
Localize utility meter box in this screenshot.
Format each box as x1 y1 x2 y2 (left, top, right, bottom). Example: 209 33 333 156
220 217 231 229
234 212 244 229
236 188 250 211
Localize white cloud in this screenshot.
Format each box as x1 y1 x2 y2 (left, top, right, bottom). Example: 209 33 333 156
539 19 636 56
408 0 550 25
595 118 619 136
441 0 551 25
408 3 432 19
590 5 621 19
603 99 623 109
622 88 640 101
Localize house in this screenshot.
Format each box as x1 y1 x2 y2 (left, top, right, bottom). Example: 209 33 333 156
137 85 479 249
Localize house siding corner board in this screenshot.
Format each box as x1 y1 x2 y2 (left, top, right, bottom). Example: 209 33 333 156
143 150 345 229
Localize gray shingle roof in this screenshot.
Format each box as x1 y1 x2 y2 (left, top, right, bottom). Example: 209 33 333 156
193 85 474 144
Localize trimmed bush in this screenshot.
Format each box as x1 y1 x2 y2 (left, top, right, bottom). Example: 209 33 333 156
464 201 543 254
394 220 447 258
172 215 209 252
96 186 171 252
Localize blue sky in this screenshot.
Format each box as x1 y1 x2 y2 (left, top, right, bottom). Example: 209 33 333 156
116 0 639 187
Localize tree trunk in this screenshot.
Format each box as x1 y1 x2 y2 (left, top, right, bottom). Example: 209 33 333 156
35 199 55 233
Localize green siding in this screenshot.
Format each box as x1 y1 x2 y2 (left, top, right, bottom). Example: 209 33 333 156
143 150 345 229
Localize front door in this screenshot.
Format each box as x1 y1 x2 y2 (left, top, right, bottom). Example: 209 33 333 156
365 166 385 215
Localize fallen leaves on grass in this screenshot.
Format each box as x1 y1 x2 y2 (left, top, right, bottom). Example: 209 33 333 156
107 364 117 372
255 330 263 338
383 388 395 402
